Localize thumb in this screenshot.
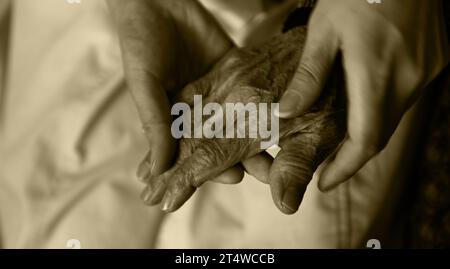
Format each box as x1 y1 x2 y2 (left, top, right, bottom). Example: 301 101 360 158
133 74 177 181
269 135 312 215
270 117 344 214
276 18 338 118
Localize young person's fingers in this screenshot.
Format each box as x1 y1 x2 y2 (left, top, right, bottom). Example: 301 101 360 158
134 76 177 179
276 16 338 118
318 57 390 191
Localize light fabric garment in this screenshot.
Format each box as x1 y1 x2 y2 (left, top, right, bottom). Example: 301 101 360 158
0 0 427 248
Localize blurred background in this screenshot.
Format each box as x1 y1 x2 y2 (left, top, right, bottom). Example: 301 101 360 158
0 0 448 249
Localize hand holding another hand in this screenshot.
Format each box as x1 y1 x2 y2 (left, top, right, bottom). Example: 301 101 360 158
278 0 449 191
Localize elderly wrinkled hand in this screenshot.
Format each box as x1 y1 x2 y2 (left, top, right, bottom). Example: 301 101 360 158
141 27 347 214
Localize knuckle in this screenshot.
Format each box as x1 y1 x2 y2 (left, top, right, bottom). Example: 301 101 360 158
277 157 315 186
274 140 318 185
188 142 227 187
292 60 322 90
172 167 195 189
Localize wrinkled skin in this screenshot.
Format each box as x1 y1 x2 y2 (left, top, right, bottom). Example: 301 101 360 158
141 26 347 213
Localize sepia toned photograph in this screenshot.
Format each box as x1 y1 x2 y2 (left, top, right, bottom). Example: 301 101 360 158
0 0 449 253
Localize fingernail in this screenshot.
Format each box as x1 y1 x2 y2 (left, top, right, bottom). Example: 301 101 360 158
152 179 165 197
277 91 302 118
160 195 173 212
143 180 166 205
281 185 305 215
141 185 153 203
137 160 156 182
137 161 151 182
150 160 156 175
